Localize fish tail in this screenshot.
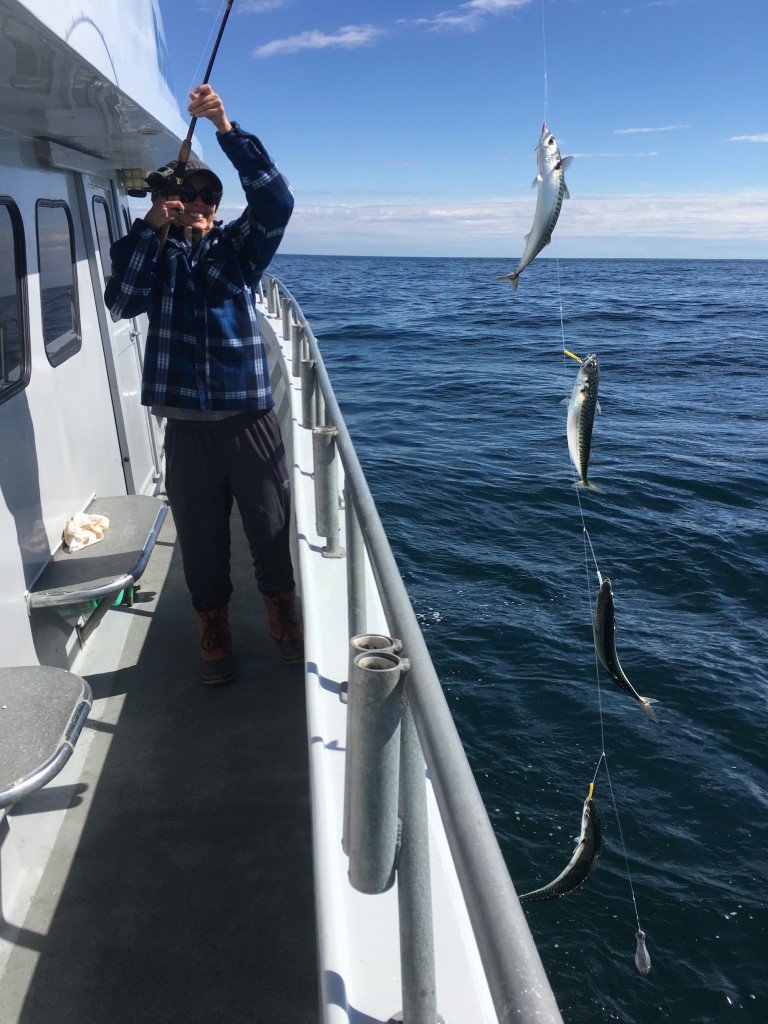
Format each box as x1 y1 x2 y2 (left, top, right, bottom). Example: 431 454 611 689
574 480 604 494
498 273 520 291
641 698 659 723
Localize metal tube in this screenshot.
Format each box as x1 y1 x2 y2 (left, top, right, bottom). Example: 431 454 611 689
266 277 276 316
280 296 291 340
342 633 403 856
300 359 316 429
347 651 404 895
397 698 438 1024
312 426 343 558
277 281 565 1024
345 489 367 642
291 320 302 378
314 385 326 428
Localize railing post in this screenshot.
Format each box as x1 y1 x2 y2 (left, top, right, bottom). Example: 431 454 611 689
393 697 440 1024
280 296 291 339
347 651 406 894
301 358 316 429
312 426 344 558
266 277 275 316
291 320 303 378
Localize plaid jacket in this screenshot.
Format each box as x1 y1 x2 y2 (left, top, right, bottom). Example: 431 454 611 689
105 123 293 411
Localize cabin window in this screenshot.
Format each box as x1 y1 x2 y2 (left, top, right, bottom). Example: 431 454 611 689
0 198 29 402
36 200 81 367
92 197 114 284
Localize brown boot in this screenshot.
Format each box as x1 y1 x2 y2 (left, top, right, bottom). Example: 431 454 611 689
197 607 234 685
263 590 304 664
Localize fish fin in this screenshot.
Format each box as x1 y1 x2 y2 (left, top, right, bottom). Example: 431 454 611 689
560 156 574 171
563 183 571 199
641 698 659 723
559 396 570 405
574 480 605 494
531 174 542 188
497 273 520 290
596 400 602 414
524 231 531 243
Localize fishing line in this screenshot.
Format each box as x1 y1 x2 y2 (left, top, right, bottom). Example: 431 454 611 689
185 0 228 100
540 0 549 123
535 0 648 965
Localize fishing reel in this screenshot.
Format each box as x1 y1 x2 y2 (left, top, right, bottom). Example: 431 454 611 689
126 164 182 200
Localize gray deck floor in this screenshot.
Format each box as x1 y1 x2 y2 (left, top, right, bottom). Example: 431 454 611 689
1 511 318 1024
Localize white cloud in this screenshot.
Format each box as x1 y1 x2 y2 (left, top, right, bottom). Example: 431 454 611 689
613 125 690 134
253 24 384 58
410 0 532 31
271 190 768 257
236 0 290 11
730 134 768 143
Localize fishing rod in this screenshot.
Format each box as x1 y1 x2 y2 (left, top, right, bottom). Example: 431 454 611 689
165 0 236 189
129 0 236 242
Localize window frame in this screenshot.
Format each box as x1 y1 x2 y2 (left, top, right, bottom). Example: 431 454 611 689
35 198 81 368
0 196 30 405
92 195 115 285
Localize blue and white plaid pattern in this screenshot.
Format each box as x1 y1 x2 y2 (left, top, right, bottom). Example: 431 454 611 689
105 124 293 411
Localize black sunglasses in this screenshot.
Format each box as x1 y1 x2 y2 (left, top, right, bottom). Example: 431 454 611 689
174 185 222 205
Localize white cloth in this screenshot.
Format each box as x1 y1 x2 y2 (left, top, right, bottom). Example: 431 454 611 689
63 513 110 552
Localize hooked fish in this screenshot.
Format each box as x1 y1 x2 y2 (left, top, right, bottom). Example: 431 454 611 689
519 784 603 903
566 353 601 490
593 577 658 722
502 123 573 290
635 928 652 975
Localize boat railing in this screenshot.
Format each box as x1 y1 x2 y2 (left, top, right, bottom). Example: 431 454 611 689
262 274 565 1024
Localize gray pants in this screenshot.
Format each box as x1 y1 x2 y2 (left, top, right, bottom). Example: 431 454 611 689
164 408 295 612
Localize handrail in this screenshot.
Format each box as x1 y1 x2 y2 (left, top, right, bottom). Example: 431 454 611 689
264 275 565 1024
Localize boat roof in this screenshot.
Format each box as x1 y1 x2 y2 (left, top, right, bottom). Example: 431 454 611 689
0 0 191 170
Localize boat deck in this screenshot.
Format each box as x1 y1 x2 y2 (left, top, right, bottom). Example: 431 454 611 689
0 512 318 1024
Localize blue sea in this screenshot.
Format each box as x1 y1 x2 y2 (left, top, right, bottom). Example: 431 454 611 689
272 254 767 1024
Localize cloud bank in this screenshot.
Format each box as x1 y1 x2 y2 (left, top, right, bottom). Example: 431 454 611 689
218 192 768 258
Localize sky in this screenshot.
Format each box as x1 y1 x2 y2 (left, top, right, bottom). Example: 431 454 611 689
156 0 768 258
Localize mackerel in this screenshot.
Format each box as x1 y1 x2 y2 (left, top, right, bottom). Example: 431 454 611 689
593 577 658 722
519 784 603 903
502 123 573 291
566 353 601 490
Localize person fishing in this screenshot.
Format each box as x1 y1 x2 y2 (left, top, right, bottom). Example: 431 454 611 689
105 83 301 684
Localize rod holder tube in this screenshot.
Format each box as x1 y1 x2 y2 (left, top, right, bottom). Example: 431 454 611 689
342 633 403 856
301 359 316 429
312 426 343 557
396 698 438 1024
280 296 291 339
291 320 302 378
345 490 367 642
314 385 326 428
347 651 405 894
266 277 276 316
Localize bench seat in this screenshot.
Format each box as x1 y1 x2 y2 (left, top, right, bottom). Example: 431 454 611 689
27 495 167 610
0 666 92 809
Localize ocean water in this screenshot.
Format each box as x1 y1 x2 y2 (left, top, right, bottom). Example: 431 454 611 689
272 254 768 1024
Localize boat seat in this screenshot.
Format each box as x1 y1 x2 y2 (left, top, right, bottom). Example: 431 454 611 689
27 495 167 610
0 666 92 810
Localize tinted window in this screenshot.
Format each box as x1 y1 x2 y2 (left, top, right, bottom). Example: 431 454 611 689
0 199 28 402
36 200 80 366
92 196 114 283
